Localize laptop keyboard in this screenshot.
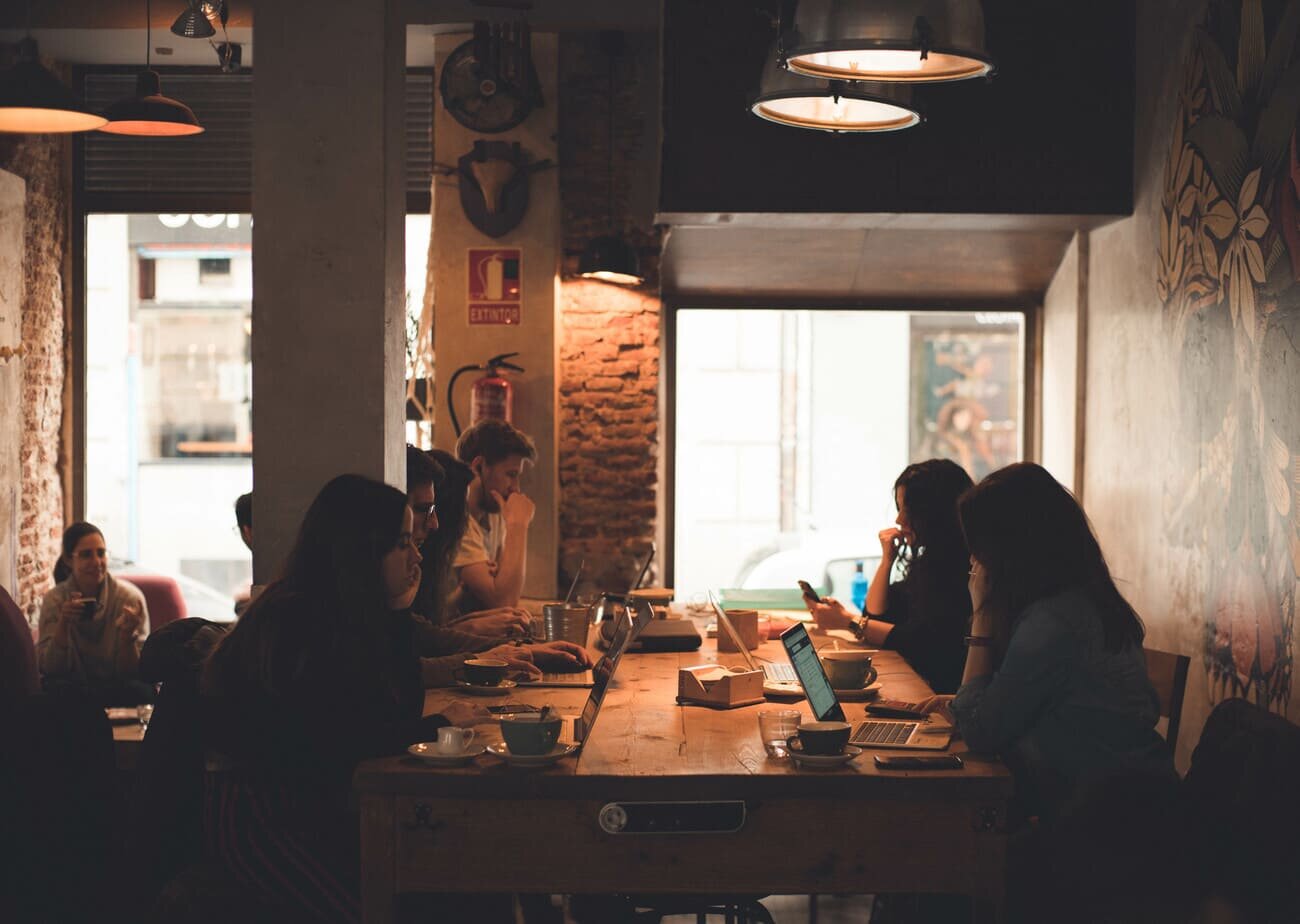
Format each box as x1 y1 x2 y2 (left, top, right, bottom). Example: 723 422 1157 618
537 671 593 683
852 721 918 746
762 662 797 683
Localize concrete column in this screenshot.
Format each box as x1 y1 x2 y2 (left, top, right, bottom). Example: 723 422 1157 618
432 33 560 599
250 0 406 580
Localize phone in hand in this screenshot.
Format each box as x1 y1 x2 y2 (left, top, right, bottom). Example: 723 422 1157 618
873 754 964 770
797 580 822 604
866 699 928 720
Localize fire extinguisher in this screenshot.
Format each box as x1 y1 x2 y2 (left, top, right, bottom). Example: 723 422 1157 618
446 352 525 437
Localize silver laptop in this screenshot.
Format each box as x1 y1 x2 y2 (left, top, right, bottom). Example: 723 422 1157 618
781 623 953 751
556 604 647 748
708 594 801 694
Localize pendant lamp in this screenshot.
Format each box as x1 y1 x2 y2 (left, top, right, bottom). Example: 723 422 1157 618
785 0 995 84
0 37 108 134
171 2 221 40
579 32 644 286
101 0 204 136
751 43 921 132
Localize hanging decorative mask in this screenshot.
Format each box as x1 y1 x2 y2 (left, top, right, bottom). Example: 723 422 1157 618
456 140 552 238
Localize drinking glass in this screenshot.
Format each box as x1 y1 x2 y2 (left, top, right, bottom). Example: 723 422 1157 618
758 709 801 758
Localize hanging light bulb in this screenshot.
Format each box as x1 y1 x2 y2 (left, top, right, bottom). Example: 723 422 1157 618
101 0 204 136
0 37 108 134
785 0 995 84
751 44 921 132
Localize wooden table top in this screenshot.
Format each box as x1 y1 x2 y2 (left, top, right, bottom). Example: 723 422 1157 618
355 629 1012 798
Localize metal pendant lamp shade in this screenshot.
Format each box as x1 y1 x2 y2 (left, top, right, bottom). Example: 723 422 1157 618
579 234 643 286
786 0 995 84
171 4 217 39
0 37 108 133
751 44 921 132
100 69 204 136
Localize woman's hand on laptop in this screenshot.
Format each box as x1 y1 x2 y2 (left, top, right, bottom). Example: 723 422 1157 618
481 644 542 680
916 695 955 724
525 641 593 671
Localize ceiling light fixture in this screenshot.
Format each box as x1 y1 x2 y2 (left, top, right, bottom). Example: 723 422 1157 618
579 31 644 286
785 0 995 84
751 43 921 132
0 37 108 133
171 1 221 39
101 0 204 136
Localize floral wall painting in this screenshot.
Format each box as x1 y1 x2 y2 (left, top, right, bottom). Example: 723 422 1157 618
1159 0 1299 714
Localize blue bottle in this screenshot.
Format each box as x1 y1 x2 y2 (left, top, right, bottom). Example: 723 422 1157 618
850 560 868 612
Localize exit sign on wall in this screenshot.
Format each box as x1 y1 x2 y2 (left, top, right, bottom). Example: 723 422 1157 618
467 247 522 325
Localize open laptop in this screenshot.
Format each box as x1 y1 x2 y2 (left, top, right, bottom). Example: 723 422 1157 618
708 593 802 696
556 605 646 748
780 623 953 751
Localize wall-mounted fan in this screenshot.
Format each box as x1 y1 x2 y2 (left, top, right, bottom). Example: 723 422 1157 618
439 21 544 134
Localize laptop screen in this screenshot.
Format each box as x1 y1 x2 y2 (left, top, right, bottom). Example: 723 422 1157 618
575 603 648 742
781 623 841 721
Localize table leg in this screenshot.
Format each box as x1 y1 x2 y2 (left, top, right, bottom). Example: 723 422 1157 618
360 794 396 924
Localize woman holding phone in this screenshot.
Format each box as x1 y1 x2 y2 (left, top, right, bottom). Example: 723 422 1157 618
37 522 150 704
805 459 973 694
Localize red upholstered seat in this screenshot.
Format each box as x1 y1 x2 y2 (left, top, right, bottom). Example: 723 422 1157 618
118 573 188 632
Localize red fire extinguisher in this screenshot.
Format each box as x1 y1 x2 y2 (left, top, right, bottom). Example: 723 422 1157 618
446 352 525 437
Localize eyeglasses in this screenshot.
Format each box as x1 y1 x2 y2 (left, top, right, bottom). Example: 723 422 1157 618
412 503 438 524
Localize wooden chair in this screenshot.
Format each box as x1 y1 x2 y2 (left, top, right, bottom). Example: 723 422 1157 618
1143 647 1190 753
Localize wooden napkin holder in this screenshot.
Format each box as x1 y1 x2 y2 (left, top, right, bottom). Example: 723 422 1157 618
676 665 765 708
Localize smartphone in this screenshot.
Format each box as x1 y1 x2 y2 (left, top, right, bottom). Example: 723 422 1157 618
797 580 822 604
873 754 964 770
486 703 540 715
866 700 928 720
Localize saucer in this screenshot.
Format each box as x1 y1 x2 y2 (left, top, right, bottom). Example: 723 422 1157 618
486 742 577 767
790 745 862 769
833 681 883 702
407 742 487 766
456 679 517 696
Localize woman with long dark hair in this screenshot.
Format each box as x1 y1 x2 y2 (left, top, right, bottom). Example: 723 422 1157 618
808 459 974 694
201 474 487 922
925 463 1172 818
38 522 150 703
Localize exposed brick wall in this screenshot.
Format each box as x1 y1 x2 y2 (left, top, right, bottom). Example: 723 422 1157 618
0 133 70 625
557 33 663 596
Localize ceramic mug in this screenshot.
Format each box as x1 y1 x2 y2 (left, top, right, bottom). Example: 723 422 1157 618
821 650 878 690
786 720 851 756
436 726 476 754
499 714 563 755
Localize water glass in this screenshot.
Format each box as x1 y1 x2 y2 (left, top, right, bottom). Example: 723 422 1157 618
757 709 801 758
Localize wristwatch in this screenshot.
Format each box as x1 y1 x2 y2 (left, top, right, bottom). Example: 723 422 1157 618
853 616 869 641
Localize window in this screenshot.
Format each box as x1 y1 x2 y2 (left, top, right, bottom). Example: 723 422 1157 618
672 309 1024 601
199 257 233 285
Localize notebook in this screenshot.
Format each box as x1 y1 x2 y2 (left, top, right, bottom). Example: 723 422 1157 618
780 623 953 751
708 593 802 695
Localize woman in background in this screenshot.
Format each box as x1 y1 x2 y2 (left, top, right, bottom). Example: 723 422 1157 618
808 459 974 694
37 522 150 704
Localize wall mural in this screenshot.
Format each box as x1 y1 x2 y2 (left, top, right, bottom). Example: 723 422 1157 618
1159 0 1300 713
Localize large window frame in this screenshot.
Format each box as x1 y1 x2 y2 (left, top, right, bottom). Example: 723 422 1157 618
661 296 1041 589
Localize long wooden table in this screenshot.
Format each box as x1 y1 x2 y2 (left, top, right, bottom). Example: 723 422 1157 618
354 633 1014 923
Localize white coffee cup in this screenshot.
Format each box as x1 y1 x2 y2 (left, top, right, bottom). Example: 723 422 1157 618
436 726 476 754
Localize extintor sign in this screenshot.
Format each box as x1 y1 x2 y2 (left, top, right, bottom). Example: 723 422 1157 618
468 248 522 325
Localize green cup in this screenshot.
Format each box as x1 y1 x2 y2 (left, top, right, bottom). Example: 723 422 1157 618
499 714 563 756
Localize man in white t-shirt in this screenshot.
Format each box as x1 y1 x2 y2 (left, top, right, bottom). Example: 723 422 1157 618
453 420 538 611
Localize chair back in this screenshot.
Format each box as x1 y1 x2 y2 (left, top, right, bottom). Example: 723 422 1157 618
119 573 189 631
1143 647 1190 752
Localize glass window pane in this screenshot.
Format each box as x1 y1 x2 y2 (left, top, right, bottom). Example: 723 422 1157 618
673 309 1024 601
